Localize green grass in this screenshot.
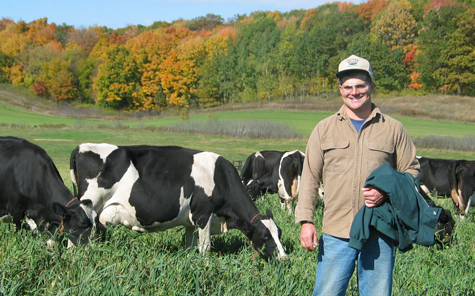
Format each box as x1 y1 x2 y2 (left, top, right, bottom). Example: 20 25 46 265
1 104 475 295
3 101 475 140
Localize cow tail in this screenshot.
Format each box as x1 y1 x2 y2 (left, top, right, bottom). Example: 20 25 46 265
297 151 304 176
70 147 79 197
451 161 460 206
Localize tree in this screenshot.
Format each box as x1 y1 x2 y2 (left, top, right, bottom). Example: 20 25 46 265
36 57 77 101
0 29 30 85
354 0 390 25
93 44 140 109
159 36 206 107
26 18 58 45
416 4 471 93
126 30 180 109
66 26 102 54
371 0 417 53
24 42 63 86
186 14 224 31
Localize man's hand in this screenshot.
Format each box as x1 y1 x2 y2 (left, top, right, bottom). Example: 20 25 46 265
300 222 319 251
362 186 387 207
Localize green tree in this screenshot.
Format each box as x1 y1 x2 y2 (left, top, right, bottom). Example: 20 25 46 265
93 44 140 109
37 57 77 101
416 4 468 93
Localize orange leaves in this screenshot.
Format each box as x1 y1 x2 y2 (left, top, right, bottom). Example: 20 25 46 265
354 0 390 25
26 18 57 45
408 72 422 90
301 9 317 30
337 2 354 12
424 0 459 14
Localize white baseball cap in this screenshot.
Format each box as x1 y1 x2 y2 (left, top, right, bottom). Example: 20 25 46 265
336 55 374 82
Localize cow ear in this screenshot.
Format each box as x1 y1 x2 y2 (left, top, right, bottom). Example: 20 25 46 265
52 202 67 216
266 209 274 219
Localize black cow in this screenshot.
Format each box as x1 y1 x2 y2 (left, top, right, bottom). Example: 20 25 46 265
246 150 305 213
0 136 93 243
418 156 475 216
418 189 456 246
240 150 285 186
58 143 287 259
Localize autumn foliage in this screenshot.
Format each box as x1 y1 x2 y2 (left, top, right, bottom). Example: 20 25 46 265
1 1 475 112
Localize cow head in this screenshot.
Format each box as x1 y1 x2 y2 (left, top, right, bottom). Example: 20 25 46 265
434 208 456 246
245 179 263 199
23 203 62 235
52 199 98 246
451 161 475 215
236 209 287 260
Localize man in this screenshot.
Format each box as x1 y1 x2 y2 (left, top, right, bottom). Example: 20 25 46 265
295 55 419 296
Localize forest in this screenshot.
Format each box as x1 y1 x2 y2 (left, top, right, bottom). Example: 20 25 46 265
1 0 475 112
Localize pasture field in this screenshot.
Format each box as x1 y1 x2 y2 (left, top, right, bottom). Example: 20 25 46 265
0 106 475 295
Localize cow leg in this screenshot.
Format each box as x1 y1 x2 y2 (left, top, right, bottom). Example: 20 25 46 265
198 215 213 253
99 204 136 230
286 199 293 215
420 184 431 196
280 199 286 211
465 194 474 216
184 226 198 248
24 218 39 232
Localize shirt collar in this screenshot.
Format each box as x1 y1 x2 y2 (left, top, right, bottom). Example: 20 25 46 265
336 103 382 122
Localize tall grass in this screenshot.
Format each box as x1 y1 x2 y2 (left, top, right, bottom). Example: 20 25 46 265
1 194 474 295
165 118 303 139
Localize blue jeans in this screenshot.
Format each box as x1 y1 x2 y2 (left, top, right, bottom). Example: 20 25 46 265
312 233 395 296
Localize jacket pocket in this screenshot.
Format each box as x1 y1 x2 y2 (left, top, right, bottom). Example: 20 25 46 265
322 140 349 172
367 141 394 173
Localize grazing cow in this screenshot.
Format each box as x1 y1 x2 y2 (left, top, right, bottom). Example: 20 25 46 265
418 189 456 246
59 143 287 259
240 150 285 185
0 136 93 243
434 206 456 245
418 156 475 215
246 150 305 213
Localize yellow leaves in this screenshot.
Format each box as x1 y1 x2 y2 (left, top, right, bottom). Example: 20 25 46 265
205 34 229 58
371 0 416 53
0 30 29 57
266 11 282 22
26 18 57 45
7 64 24 85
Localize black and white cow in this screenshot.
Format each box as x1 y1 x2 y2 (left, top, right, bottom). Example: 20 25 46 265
59 143 287 259
0 136 93 243
246 150 305 213
418 156 475 216
275 150 305 213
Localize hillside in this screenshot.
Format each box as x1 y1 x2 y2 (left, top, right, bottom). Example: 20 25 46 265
1 85 475 124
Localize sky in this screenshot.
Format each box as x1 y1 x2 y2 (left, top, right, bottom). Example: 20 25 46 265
2 0 366 30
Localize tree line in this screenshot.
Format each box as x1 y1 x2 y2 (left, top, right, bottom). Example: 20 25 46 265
1 0 474 112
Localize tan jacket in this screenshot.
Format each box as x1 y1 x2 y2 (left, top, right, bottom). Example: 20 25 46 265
295 104 420 239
